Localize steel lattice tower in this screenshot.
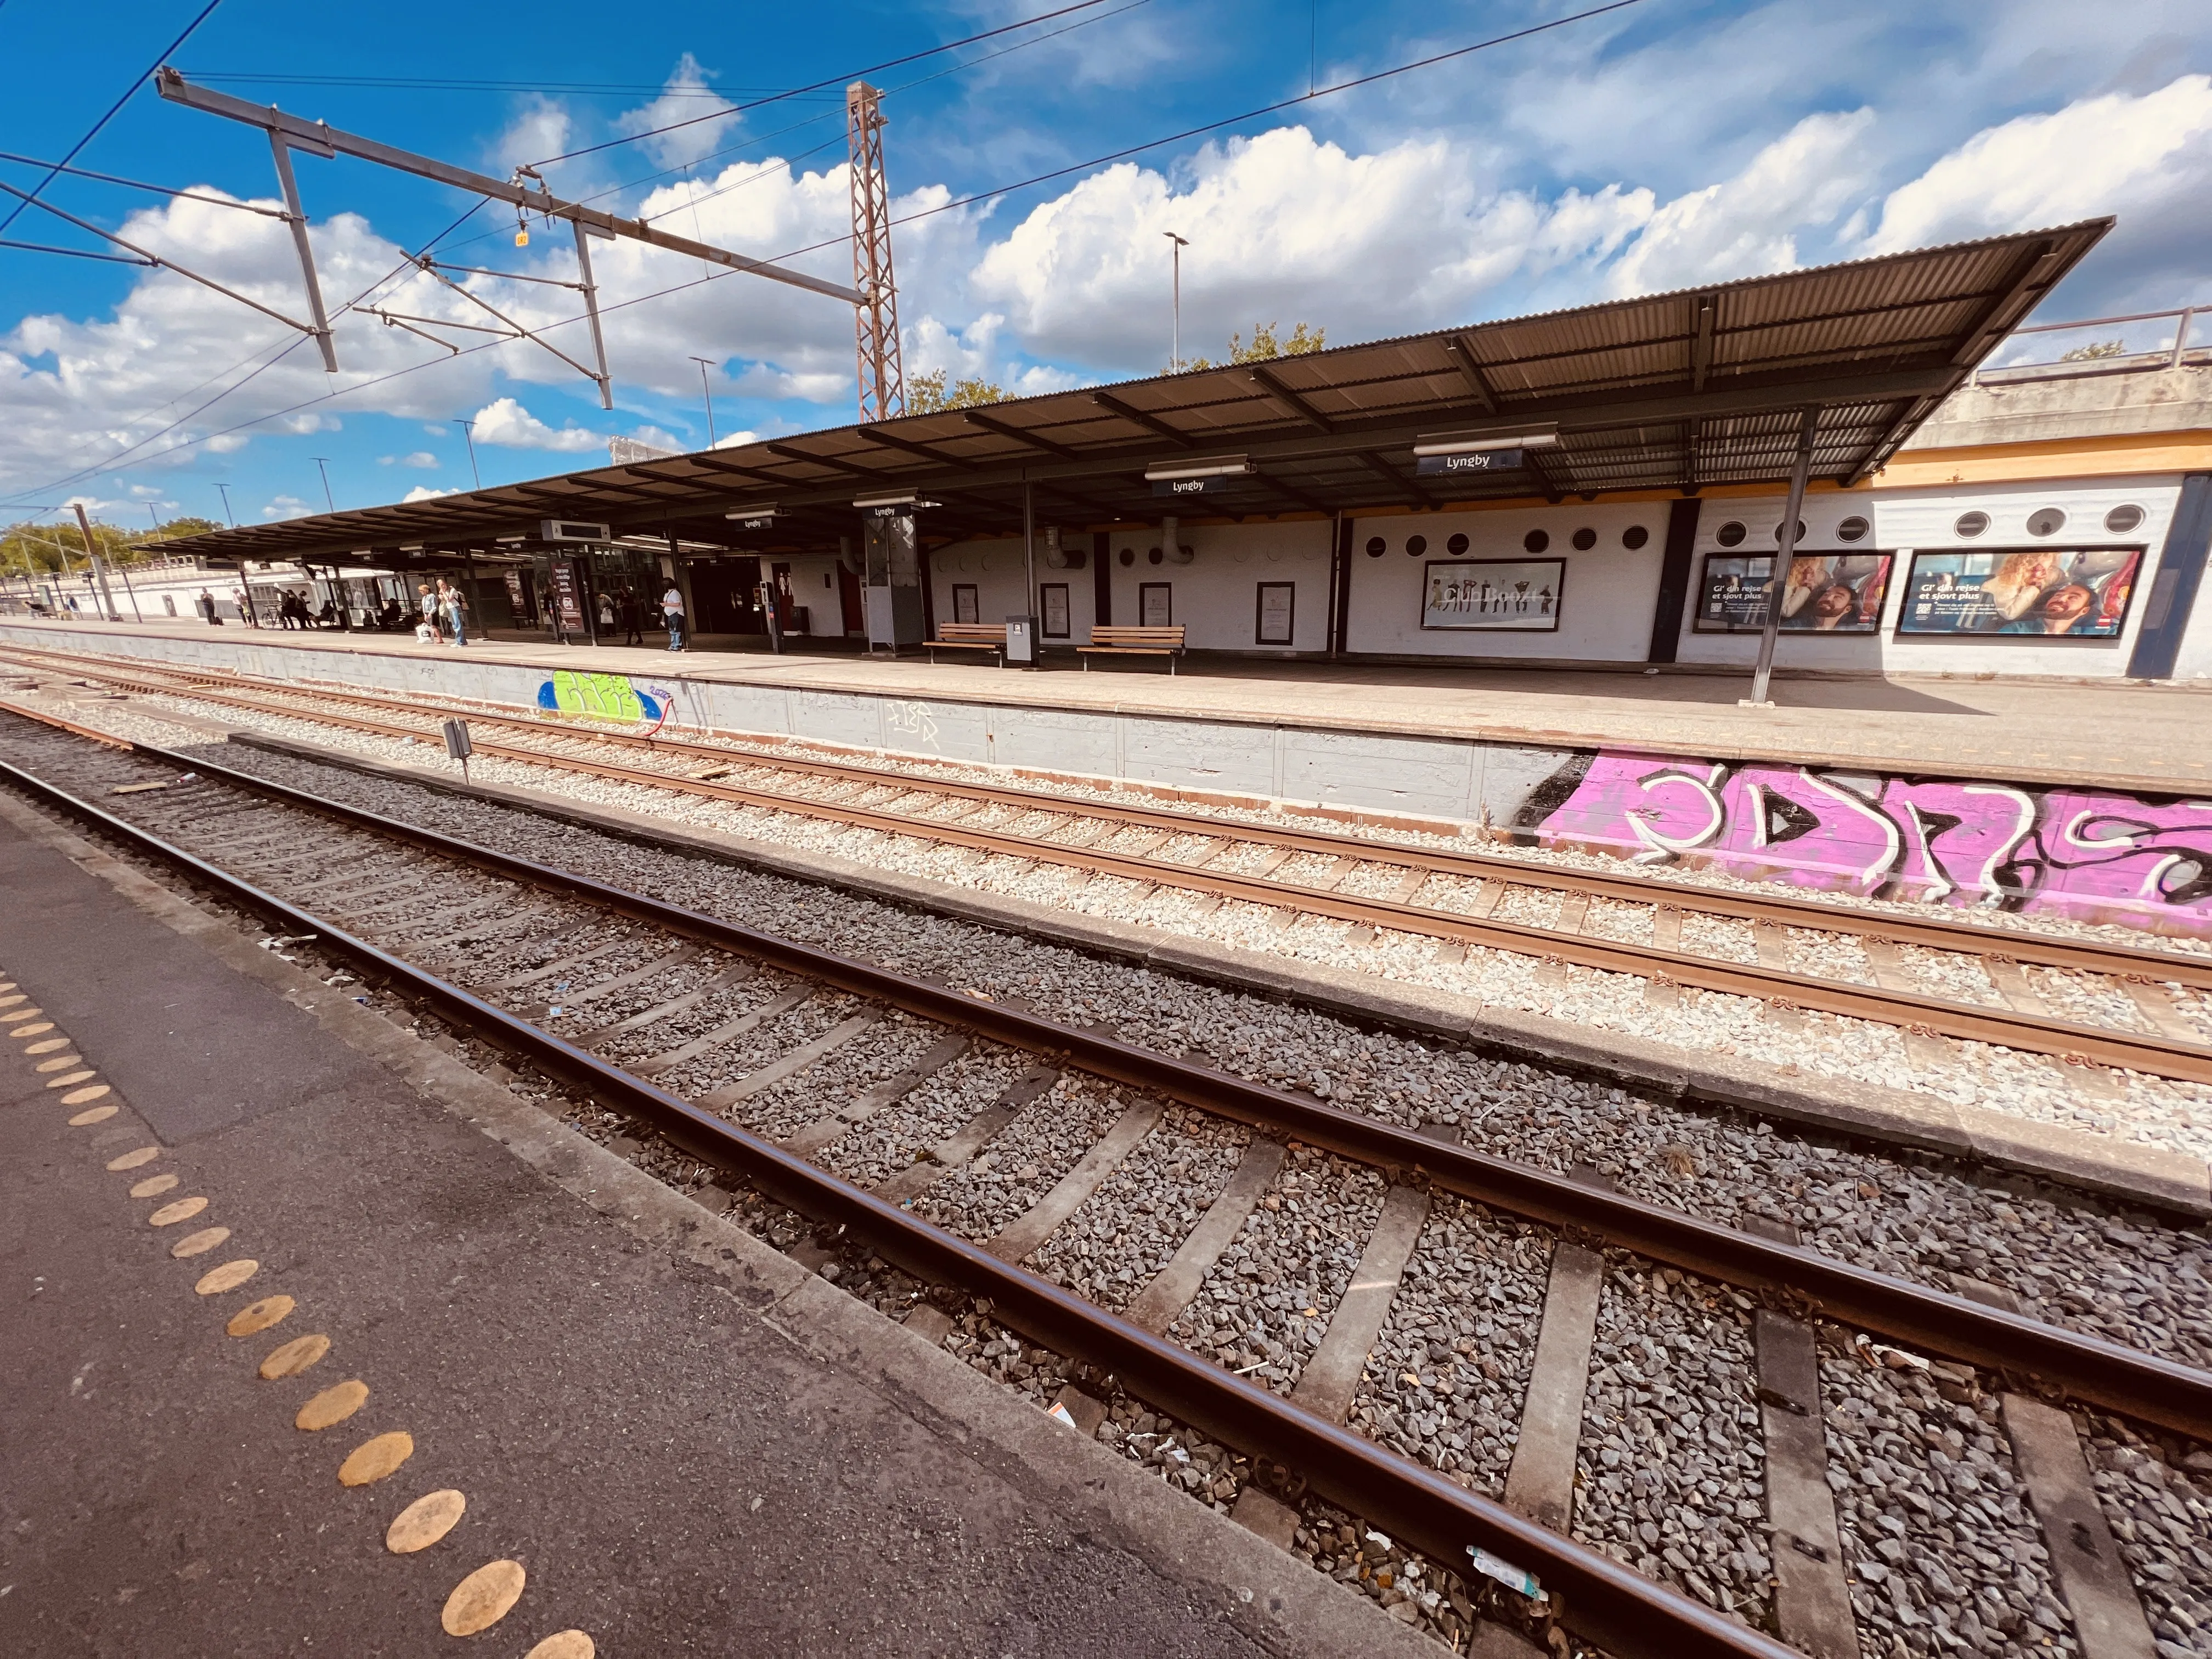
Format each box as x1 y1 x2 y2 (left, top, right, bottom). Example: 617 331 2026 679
847 81 905 422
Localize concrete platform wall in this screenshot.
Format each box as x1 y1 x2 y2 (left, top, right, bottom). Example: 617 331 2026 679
11 620 2212 940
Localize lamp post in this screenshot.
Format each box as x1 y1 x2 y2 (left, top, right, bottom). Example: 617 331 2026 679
312 456 337 513
689 356 719 447
454 418 481 488
1164 232 1188 371
70 501 121 622
215 482 235 527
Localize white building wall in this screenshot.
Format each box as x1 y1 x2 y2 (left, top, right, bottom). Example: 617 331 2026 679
1344 503 1667 661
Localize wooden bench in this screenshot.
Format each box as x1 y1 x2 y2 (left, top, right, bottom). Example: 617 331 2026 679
928 622 1007 664
1078 624 1186 673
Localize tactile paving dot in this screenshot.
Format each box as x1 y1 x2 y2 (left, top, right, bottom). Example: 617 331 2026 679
442 1560 526 1635
170 1227 230 1259
194 1259 258 1295
338 1431 414 1487
106 1147 161 1171
259 1334 330 1380
296 1380 369 1431
386 1489 466 1554
226 1295 295 1337
129 1173 179 1199
526 1632 595 1658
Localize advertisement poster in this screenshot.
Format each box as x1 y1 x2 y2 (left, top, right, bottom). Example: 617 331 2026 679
1420 559 1562 631
549 559 587 634
1139 583 1172 627
1696 553 1892 633
1899 548 2142 637
1255 581 1295 645
1041 583 1070 639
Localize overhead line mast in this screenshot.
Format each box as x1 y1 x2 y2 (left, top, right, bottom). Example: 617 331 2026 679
847 81 905 423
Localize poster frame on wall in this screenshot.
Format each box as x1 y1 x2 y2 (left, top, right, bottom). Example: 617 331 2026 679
1040 582 1070 639
1894 546 2146 640
1254 580 1295 646
1138 582 1172 627
951 583 979 625
1418 557 1564 633
1691 550 1893 635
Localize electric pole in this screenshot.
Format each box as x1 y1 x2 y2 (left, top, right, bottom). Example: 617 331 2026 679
215 483 235 527
454 419 481 488
689 356 719 446
1165 232 1189 371
70 501 121 622
312 456 337 513
847 81 905 421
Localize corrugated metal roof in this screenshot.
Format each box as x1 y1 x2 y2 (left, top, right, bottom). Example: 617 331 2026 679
170 219 2110 566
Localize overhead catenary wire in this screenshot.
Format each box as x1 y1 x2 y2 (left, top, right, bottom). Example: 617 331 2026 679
4 0 1638 505
0 148 287 217
0 0 227 237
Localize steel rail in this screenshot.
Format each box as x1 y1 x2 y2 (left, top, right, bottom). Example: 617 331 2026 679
11 640 2210 990
23 653 2207 1084
5 715 2208 1449
0 738 1793 1659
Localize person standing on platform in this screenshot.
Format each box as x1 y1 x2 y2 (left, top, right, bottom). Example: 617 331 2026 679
417 583 442 642
662 582 686 651
597 592 617 637
196 588 221 625
438 577 469 646
619 588 644 646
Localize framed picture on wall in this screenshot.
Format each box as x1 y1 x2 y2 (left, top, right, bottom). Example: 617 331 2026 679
1419 558 1562 631
1139 582 1172 627
1255 582 1294 645
1694 552 1892 633
952 583 979 624
1041 582 1070 639
1896 548 2142 637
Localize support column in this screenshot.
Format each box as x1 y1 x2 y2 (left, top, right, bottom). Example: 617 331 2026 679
1745 407 1819 707
2126 472 2212 680
1330 515 1355 655
1646 496 1701 663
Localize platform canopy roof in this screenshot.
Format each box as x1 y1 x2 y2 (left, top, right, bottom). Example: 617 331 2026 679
174 219 2110 569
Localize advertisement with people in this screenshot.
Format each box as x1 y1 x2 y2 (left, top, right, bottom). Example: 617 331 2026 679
1695 553 1891 633
1898 548 2142 637
1420 558 1562 630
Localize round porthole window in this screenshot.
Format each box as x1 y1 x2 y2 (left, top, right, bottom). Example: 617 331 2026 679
1523 529 1550 554
2104 504 2145 535
2027 507 2067 538
1770 520 1808 544
1954 511 1990 539
1447 532 1470 556
1622 524 1649 550
1118 547 1135 567
1147 546 1164 565
1715 521 1747 548
1406 534 1427 557
1837 515 1870 543
1364 535 1386 558
1571 527 1596 551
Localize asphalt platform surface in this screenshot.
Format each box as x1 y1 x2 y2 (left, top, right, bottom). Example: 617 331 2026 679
0 808 1353 1657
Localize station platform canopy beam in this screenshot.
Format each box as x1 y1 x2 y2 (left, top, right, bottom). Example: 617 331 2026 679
163 221 2111 569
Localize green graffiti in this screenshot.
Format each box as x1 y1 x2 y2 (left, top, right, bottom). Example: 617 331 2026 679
547 669 646 721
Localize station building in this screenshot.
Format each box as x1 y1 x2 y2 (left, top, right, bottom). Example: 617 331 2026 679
131 217 2212 685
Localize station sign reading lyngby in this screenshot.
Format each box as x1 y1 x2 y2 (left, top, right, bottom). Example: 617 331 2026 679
1152 476 1228 497
1415 449 1525 477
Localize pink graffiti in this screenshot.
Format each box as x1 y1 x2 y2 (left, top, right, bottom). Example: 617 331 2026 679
1532 752 2212 936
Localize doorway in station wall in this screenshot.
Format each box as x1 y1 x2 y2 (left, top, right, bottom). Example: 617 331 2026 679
685 556 765 636
838 559 864 635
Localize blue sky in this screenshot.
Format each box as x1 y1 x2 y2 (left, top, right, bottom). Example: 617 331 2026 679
3 0 2209 529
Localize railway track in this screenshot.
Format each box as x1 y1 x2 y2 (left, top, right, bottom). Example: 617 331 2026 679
8 641 2212 1094
4 701 2210 1659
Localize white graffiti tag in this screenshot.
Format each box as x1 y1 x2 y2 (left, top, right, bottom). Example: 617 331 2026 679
884 700 940 747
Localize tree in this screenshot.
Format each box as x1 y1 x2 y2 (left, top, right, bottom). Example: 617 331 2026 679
2059 339 2126 362
907 369 1008 414
1185 320 1325 373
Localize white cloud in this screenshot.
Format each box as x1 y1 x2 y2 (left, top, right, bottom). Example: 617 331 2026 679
710 429 759 449
616 54 740 173
1867 74 2212 250
468 396 606 452
402 450 438 469
1604 110 1876 297
261 495 312 519
402 484 459 503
